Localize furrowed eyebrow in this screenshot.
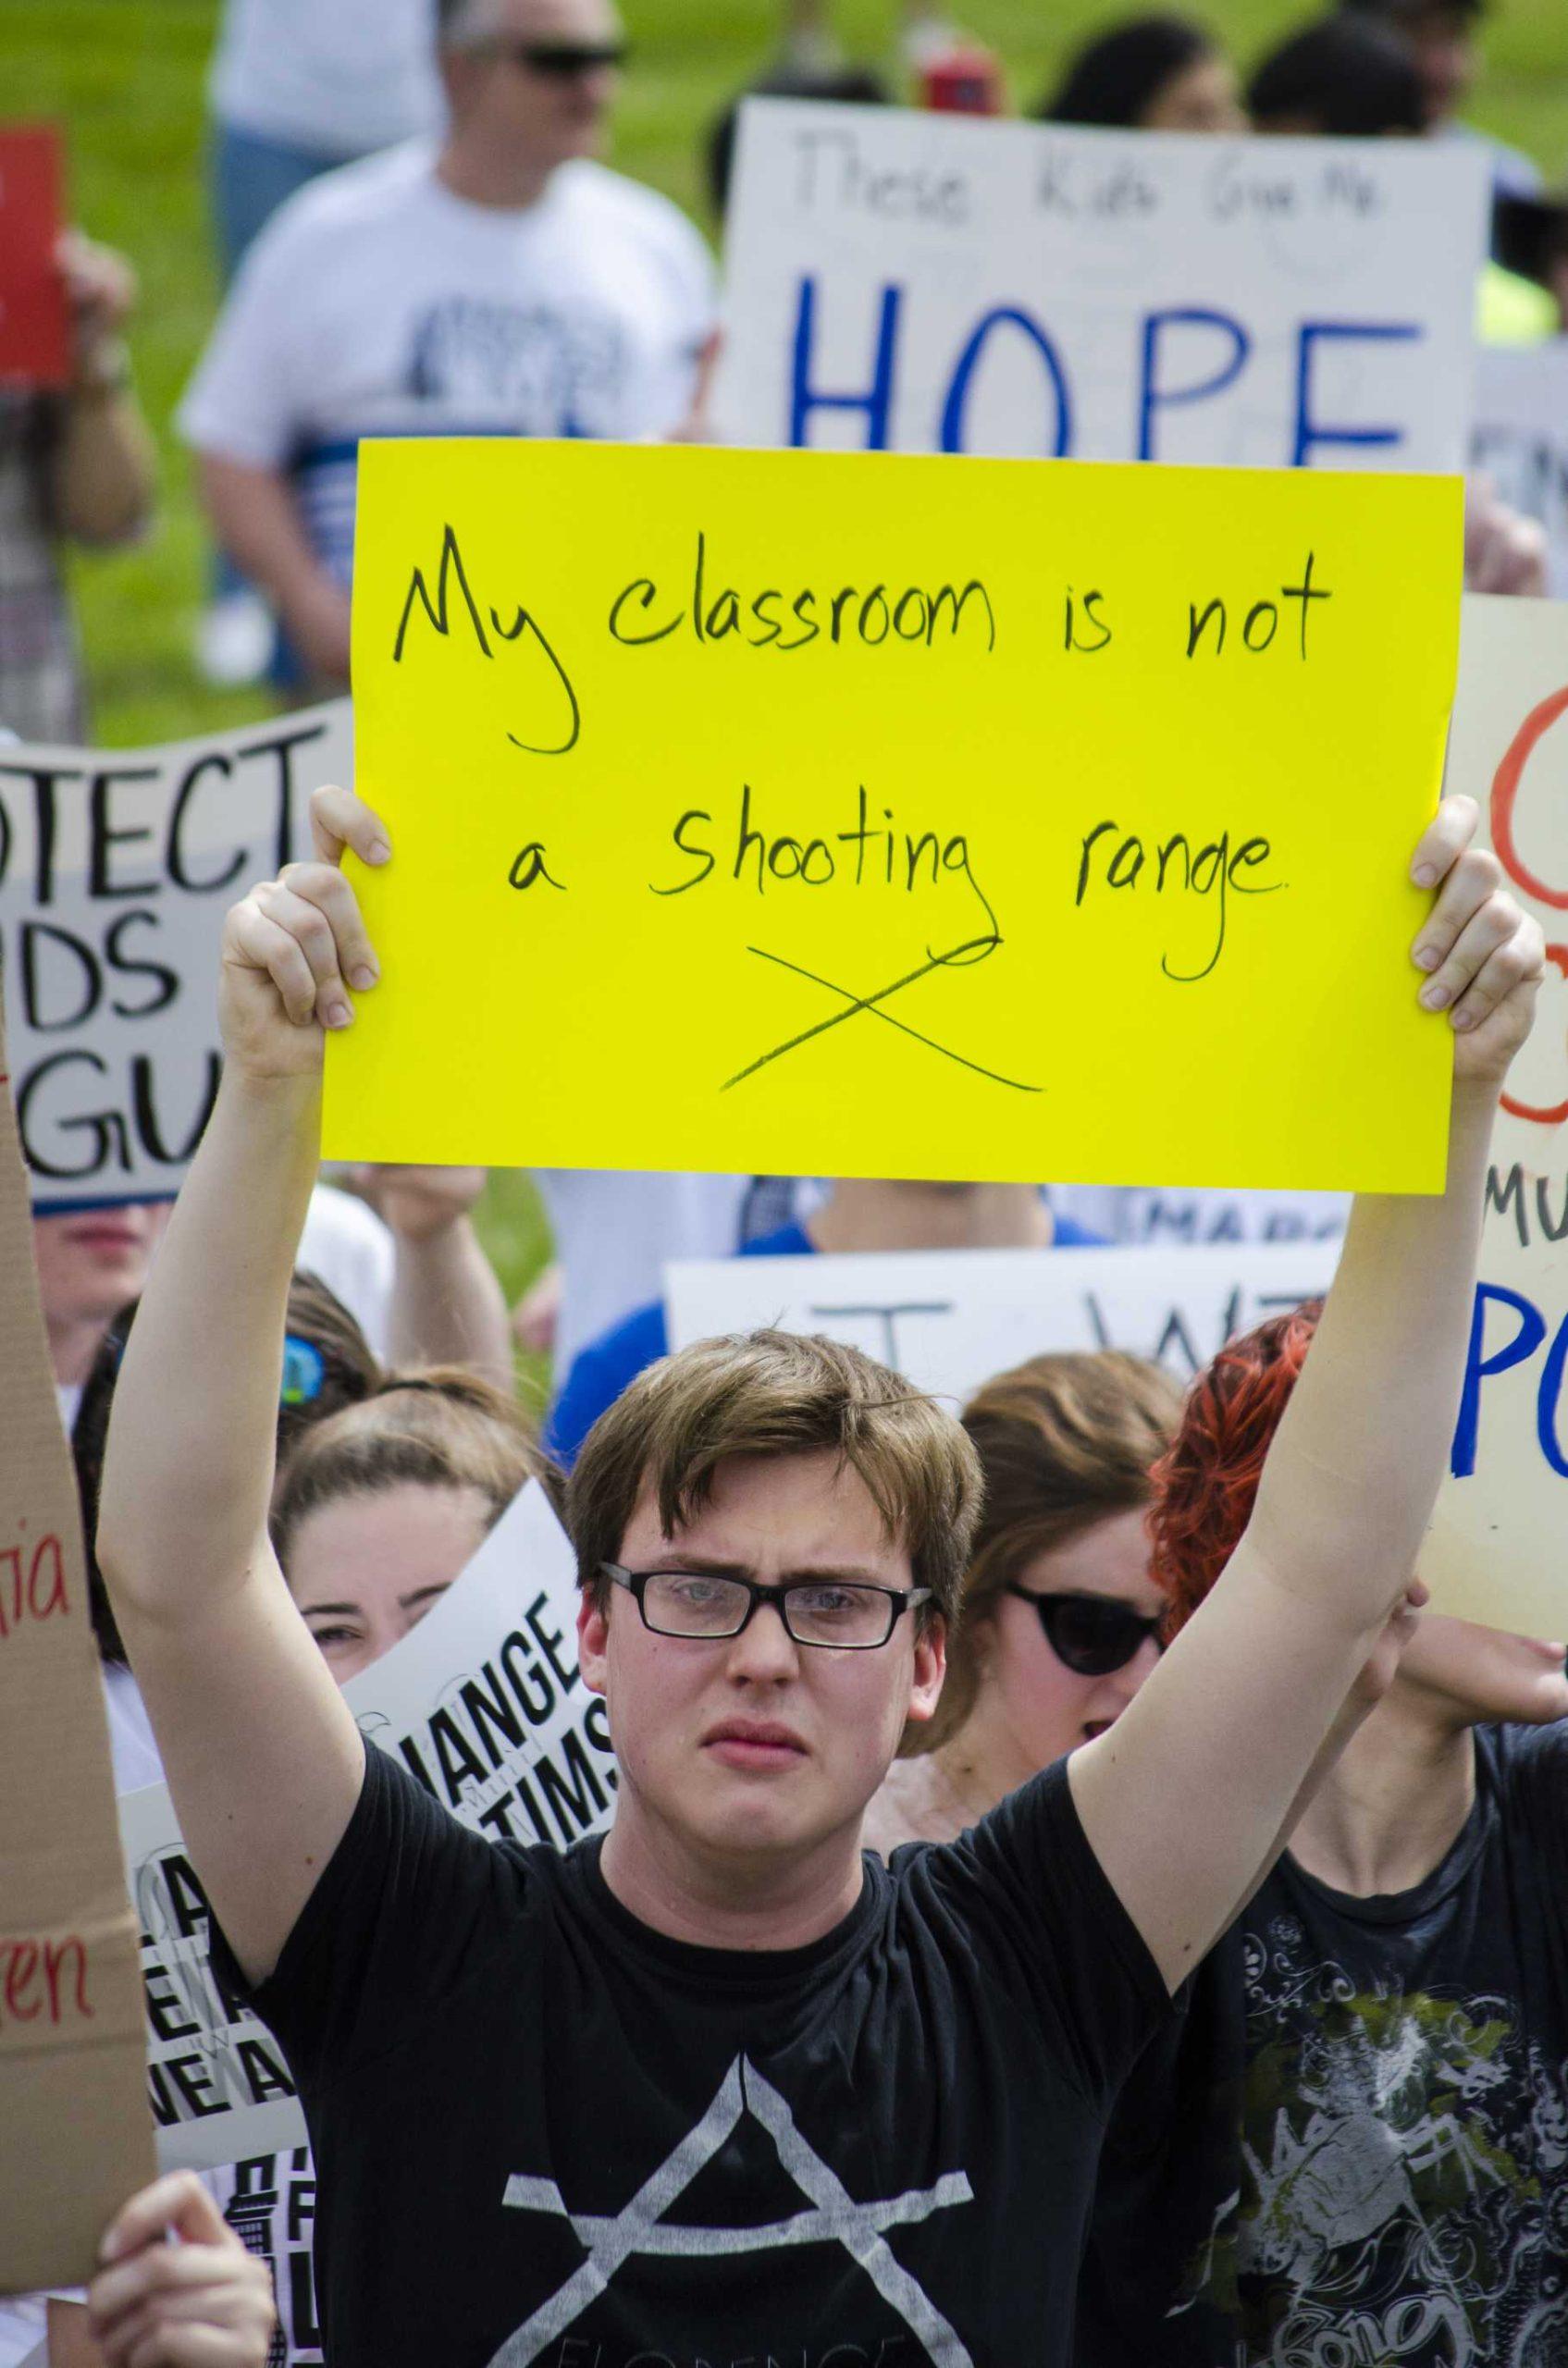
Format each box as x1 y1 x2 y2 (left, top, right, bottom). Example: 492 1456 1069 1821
298 1601 360 1621
645 1557 891 1586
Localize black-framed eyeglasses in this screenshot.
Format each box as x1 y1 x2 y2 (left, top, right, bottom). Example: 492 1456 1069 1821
602 1563 932 1651
488 39 628 76
1002 1586 1164 1677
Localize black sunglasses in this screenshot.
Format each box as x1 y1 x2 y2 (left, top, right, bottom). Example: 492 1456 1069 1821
492 39 628 76
1002 1586 1164 1677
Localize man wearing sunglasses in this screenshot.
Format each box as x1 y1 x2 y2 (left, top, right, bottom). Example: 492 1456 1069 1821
179 0 714 688
99 782 1542 2366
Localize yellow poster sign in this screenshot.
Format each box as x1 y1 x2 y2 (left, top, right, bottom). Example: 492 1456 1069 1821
325 440 1460 1188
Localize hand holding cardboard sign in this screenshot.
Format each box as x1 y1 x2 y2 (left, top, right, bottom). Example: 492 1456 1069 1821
218 783 388 1078
1407 796 1544 1081
88 2172 276 2368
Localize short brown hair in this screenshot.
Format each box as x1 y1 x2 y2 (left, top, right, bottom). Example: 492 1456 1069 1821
914 1350 1183 1752
568 1328 982 1625
271 1368 560 1574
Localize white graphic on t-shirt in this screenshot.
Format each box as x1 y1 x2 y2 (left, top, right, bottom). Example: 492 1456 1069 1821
1202 1917 1568 2367
487 2053 976 2368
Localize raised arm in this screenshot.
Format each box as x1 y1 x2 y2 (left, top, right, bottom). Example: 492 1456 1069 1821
96 787 389 1982
361 1165 514 1386
1070 799 1543 1991
197 450 352 685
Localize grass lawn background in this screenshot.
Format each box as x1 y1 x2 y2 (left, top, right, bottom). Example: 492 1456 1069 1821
7 0 1568 1334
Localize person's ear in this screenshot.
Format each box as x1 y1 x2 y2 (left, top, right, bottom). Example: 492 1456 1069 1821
905 1613 947 1726
577 1589 611 1696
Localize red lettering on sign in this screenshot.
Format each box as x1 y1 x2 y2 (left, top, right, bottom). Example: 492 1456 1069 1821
44 1935 91 2021
0 1534 69 1638
1501 945 1568 1128
1491 684 1568 912
3 1942 39 2020
1491 689 1568 1128
0 1934 92 2026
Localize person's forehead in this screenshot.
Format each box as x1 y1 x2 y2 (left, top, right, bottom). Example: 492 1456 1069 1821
1014 1507 1163 1607
485 0 622 39
620 1450 911 1575
288 1481 488 1600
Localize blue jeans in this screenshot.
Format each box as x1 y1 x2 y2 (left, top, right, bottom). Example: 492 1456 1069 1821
210 119 357 278
206 123 356 636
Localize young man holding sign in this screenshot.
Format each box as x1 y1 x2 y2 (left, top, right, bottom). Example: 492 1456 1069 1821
97 783 1539 2367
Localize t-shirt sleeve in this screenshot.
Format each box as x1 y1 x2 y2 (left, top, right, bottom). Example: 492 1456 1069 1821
662 209 719 352
1497 1719 1568 1871
914 1758 1176 2107
177 203 314 467
209 1738 528 2095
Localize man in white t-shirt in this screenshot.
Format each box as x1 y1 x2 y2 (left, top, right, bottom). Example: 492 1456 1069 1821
210 0 443 247
179 0 715 686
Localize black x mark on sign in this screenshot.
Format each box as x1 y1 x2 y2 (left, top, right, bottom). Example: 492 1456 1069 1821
722 936 1043 1096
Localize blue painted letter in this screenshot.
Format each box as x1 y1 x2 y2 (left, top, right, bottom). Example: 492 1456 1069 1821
789 277 900 449
1137 309 1251 462
1537 1312 1568 1478
940 306 1072 456
1292 321 1420 467
1451 1282 1547 1478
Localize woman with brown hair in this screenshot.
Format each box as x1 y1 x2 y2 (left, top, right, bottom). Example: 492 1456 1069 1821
865 1350 1181 1853
51 1303 552 2368
270 1363 554 1680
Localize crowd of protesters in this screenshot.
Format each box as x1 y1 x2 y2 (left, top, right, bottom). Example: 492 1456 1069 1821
4 0 1568 2361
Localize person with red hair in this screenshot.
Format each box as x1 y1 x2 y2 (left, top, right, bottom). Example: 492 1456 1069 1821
1078 1300 1568 2368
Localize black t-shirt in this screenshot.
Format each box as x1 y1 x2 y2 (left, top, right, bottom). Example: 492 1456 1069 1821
1080 1723 1568 2368
212 1739 1169 2368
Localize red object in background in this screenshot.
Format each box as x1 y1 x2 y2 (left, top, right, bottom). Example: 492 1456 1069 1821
919 43 1005 115
0 125 71 388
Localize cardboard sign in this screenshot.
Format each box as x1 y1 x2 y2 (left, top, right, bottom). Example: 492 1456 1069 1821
714 103 1487 471
0 126 70 388
325 438 1459 1193
0 980 154 2295
1425 597 1568 1635
0 705 345 1209
120 1480 611 2173
1471 342 1568 600
666 1240 1341 1407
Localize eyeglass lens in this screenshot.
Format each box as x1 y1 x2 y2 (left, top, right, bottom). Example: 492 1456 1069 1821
642 1572 895 1648
1032 1595 1160 1677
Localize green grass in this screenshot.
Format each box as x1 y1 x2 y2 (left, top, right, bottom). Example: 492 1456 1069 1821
14 0 1568 758
8 0 1568 1315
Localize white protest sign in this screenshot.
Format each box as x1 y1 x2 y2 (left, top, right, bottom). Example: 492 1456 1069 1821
1426 596 1568 1635
119 1479 611 2172
665 1241 1342 1407
1471 342 1568 599
0 704 347 1209
715 102 1487 471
